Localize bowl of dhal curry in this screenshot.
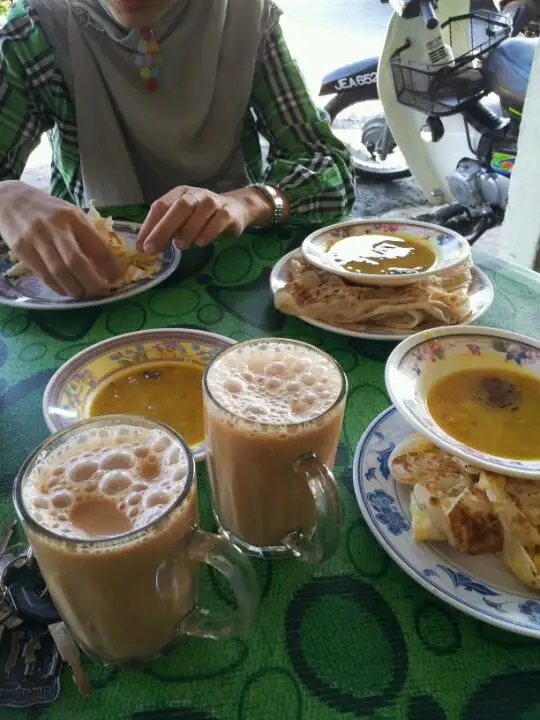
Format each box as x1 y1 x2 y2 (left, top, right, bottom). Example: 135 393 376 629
301 218 471 287
43 329 235 462
385 326 540 478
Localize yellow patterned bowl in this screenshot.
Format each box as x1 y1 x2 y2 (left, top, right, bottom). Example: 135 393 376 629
43 328 235 461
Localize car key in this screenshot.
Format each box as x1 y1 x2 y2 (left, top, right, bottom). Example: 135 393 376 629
2 556 61 627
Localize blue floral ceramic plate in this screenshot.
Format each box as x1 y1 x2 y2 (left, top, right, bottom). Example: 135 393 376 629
271 249 493 341
301 218 471 287
0 222 180 311
43 328 235 462
353 406 540 638
386 326 540 478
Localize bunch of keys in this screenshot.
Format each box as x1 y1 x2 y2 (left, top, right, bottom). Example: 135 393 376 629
0 520 92 703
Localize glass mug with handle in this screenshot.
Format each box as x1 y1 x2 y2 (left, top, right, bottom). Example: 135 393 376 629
203 338 347 563
13 415 259 666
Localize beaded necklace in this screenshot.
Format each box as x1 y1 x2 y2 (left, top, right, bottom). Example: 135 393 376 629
135 27 160 92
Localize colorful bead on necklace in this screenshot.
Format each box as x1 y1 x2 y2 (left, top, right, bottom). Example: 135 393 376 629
135 27 160 93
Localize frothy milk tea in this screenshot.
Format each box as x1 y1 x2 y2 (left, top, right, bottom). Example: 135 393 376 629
204 340 346 548
22 424 197 664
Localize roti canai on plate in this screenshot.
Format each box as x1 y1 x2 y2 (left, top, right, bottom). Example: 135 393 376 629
274 255 472 332
4 204 162 289
391 434 540 590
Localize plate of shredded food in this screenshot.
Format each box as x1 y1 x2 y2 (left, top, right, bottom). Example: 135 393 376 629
0 204 180 310
271 249 493 341
354 406 540 638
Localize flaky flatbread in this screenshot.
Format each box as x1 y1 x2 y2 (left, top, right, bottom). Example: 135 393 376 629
390 434 540 589
274 255 472 332
87 205 163 288
4 204 163 289
390 435 502 555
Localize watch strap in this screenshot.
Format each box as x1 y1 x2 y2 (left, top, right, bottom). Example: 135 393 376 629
250 184 285 226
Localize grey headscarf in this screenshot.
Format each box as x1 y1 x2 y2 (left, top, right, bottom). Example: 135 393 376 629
33 0 281 206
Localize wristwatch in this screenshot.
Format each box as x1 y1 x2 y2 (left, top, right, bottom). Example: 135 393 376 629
250 184 286 226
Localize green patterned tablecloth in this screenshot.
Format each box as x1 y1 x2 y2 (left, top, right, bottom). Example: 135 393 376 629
1 214 540 720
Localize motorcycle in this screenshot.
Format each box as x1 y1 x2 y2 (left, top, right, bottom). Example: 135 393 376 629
319 12 410 182
320 0 537 215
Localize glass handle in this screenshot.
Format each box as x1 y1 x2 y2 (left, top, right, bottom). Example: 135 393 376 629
179 530 259 640
284 451 342 565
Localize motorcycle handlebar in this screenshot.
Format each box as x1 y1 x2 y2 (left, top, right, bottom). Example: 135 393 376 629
420 0 439 28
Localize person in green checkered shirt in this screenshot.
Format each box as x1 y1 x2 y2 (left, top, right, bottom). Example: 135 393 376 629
0 0 355 299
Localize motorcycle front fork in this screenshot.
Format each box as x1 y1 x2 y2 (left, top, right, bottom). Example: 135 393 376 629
377 122 396 161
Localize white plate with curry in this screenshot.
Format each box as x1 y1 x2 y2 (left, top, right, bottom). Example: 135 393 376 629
385 326 540 478
270 249 494 341
43 328 235 461
301 219 471 287
0 218 181 310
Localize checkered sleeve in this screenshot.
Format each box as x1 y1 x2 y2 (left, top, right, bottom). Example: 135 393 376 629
0 5 54 182
250 24 356 226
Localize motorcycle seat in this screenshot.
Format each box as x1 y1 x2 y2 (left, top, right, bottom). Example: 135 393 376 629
483 36 536 111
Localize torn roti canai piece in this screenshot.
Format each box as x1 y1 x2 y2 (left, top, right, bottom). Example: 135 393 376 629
390 434 540 589
86 204 163 287
4 203 163 289
479 472 540 588
274 256 472 332
390 435 503 554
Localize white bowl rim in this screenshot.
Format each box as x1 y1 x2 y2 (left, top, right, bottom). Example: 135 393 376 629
301 217 471 286
42 327 236 456
385 325 540 479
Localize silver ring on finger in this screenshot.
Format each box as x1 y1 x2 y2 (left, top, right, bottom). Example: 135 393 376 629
184 191 200 205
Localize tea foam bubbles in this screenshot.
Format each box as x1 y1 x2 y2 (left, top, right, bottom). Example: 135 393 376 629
23 425 190 539
206 341 342 426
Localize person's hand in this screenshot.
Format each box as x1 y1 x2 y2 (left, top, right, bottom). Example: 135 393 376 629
0 181 122 298
137 185 274 255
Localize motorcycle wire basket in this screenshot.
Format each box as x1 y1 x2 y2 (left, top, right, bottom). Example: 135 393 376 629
391 10 512 116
